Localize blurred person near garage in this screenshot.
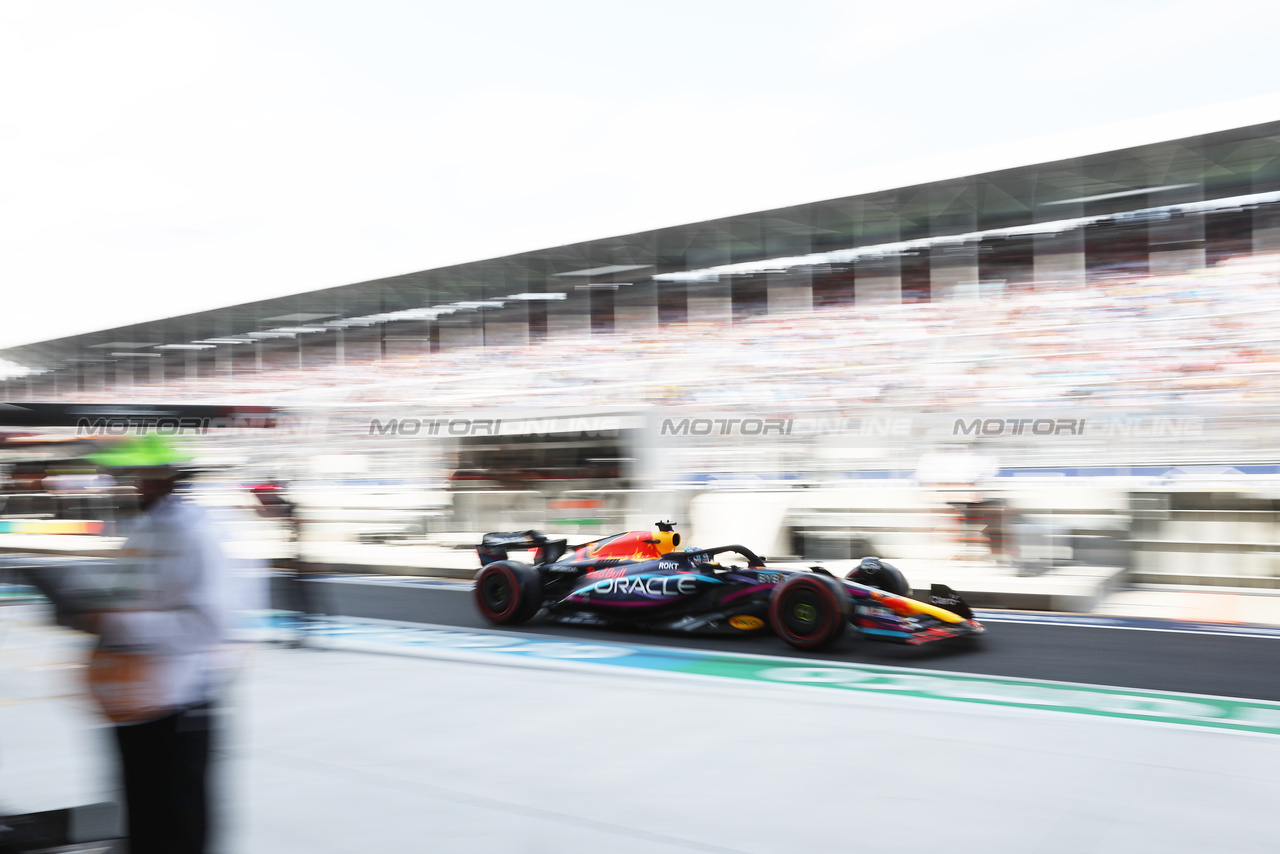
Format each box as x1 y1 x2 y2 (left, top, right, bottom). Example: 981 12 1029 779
57 434 233 854
251 480 327 648
914 439 1012 561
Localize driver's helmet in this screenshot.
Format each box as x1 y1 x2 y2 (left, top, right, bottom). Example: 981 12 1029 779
683 545 711 563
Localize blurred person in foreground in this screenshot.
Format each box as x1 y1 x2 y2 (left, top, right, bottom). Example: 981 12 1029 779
58 434 233 854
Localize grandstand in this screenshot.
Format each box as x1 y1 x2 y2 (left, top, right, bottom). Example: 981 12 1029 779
26 256 1279 415
6 118 1280 587
4 118 1280 403
4 118 1280 477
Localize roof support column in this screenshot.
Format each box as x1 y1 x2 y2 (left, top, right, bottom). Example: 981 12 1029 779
483 318 530 346
656 281 686 326
546 295 591 338
1253 204 1280 256
763 224 813 314
767 270 812 314
615 281 658 331
1148 211 1205 276
439 316 483 349
383 321 429 358
684 238 732 325
686 282 732 324
855 255 901 305
1205 208 1253 265
931 243 980 300
216 343 231 378
589 287 615 334
979 235 1034 296
1033 229 1085 289
1086 219 1147 280
899 251 930 303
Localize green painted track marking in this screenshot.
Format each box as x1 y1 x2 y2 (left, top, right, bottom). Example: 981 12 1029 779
668 656 1280 736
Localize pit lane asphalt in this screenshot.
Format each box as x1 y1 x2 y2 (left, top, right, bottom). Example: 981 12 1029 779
278 577 1280 703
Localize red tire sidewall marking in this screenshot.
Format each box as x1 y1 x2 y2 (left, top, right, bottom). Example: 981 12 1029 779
477 564 520 621
771 577 840 644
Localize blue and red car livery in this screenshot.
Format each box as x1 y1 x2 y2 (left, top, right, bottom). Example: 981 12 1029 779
474 523 984 651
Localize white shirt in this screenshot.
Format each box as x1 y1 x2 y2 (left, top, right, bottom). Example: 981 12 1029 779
97 493 233 713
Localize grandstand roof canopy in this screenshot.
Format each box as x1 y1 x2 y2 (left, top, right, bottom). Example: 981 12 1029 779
6 117 1280 373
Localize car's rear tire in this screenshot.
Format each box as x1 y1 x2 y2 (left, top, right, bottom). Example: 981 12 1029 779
845 560 911 597
474 561 542 625
769 574 847 650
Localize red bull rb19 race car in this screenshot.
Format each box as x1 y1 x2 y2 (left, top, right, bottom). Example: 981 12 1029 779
474 522 984 651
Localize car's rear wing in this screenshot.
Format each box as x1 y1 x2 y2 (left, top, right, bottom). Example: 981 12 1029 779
477 530 567 566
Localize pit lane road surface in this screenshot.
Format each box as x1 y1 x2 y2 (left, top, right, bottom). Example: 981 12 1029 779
276 576 1280 703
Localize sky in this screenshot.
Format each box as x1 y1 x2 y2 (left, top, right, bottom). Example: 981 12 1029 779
3 0 1280 355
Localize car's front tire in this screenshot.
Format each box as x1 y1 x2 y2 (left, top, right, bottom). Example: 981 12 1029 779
769 574 847 650
474 561 542 625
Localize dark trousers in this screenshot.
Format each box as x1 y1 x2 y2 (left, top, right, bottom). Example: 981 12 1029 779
114 701 215 854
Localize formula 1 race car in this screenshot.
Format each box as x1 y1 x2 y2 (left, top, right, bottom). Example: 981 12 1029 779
473 522 984 650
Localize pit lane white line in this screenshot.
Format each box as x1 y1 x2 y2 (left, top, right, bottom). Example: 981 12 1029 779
972 610 1280 639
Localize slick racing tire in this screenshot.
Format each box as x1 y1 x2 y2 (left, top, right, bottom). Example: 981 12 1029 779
474 561 543 625
769 573 847 650
845 561 911 597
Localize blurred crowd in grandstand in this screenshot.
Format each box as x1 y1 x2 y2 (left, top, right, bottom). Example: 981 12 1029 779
40 254 1280 413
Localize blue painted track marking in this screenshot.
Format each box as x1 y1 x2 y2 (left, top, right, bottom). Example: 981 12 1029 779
280 616 1280 736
